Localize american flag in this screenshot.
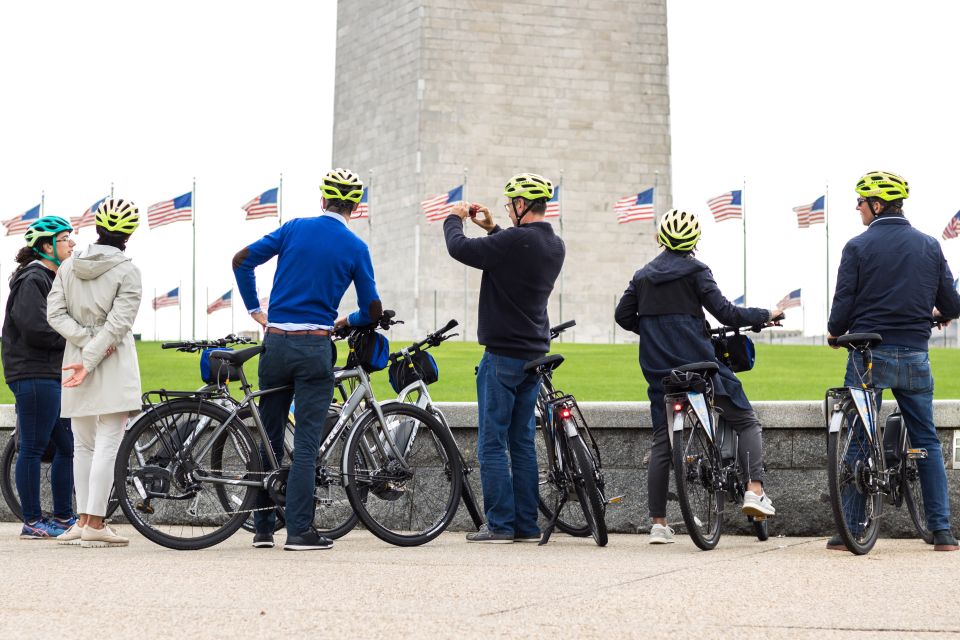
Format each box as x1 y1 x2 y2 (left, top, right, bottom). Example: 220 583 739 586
733 294 745 306
3 204 41 236
207 289 232 314
793 195 825 228
942 211 960 240
152 287 180 310
242 188 279 220
706 190 743 222
72 196 108 229
544 185 560 219
778 288 802 310
148 192 193 229
421 185 463 222
351 188 369 219
614 187 655 224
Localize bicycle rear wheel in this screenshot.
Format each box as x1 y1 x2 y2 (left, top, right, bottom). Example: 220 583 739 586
827 408 883 555
536 426 590 537
343 402 462 546
114 399 261 550
673 409 724 550
568 434 607 546
901 435 934 544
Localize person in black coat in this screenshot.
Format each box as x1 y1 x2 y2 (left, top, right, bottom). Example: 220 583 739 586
615 209 782 544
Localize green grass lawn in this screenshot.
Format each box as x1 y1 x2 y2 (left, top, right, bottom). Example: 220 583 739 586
2 341 959 404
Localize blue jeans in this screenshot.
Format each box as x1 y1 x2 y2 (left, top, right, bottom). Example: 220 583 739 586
475 352 541 537
254 333 334 537
843 346 952 532
9 378 74 522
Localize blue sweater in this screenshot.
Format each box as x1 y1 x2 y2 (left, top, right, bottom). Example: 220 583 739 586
828 215 960 350
233 215 381 327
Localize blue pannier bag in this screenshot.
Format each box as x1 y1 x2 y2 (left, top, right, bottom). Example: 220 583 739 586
711 333 755 373
200 347 242 384
349 332 390 373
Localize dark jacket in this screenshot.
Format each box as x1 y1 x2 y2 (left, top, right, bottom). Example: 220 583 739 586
444 217 565 360
2 262 66 383
828 215 960 350
615 250 769 429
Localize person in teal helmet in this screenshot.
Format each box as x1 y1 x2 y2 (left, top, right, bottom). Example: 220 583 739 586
1 216 77 538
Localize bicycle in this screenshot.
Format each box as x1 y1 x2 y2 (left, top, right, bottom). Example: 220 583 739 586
824 323 939 555
387 319 485 531
530 320 613 546
665 321 780 550
113 312 463 550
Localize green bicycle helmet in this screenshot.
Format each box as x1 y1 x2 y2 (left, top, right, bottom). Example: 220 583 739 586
95 198 140 234
319 168 364 203
503 173 553 201
855 171 909 202
24 216 73 266
658 209 700 252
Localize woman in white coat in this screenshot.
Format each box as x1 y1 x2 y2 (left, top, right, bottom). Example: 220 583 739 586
46 198 142 548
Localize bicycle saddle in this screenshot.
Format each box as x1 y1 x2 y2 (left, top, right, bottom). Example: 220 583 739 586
833 333 882 350
523 354 564 373
675 361 719 375
209 345 265 366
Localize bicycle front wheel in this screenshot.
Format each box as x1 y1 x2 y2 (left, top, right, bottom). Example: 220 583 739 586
673 409 724 550
114 399 261 550
568 434 608 546
343 402 462 546
901 435 934 544
827 408 883 555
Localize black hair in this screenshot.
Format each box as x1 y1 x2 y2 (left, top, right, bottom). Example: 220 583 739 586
512 197 547 216
868 197 904 217
9 237 56 284
96 227 129 251
325 199 355 215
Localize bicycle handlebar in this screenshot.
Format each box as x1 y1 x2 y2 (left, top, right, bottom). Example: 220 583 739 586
161 334 256 352
334 309 402 339
709 319 782 336
389 319 459 360
550 319 576 340
828 316 954 348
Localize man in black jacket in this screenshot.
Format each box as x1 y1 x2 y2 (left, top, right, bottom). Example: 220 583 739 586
615 209 782 544
444 173 564 543
828 170 960 552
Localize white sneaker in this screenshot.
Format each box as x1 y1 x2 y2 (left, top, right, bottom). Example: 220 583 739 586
81 524 129 548
741 491 776 517
649 523 675 544
57 524 84 546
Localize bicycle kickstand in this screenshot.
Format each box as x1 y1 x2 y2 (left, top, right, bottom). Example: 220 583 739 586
539 493 569 546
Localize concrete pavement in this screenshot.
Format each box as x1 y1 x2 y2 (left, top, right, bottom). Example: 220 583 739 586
0 524 958 639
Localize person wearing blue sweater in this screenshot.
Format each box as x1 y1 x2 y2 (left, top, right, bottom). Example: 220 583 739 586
232 168 382 551
827 171 960 552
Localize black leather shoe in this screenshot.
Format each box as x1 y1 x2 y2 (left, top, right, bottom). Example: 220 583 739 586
283 530 333 551
252 532 274 548
933 530 959 551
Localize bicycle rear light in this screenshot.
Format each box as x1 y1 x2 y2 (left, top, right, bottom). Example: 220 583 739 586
673 402 683 412
560 407 572 420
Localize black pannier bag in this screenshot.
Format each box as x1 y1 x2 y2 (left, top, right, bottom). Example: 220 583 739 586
712 332 755 373
389 350 439 394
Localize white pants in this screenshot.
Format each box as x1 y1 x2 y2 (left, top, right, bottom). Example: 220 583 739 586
72 412 127 517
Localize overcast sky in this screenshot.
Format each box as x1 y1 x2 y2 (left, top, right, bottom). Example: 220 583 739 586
2 0 958 339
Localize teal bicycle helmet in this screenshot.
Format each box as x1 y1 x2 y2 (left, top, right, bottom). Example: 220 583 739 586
24 216 73 266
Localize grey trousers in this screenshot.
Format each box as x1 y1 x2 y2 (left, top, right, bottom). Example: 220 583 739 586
647 394 764 519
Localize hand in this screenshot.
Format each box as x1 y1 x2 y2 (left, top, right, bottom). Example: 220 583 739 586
250 311 267 328
769 308 785 322
933 307 951 328
450 202 470 220
827 333 840 349
334 316 349 330
62 363 89 388
470 205 496 232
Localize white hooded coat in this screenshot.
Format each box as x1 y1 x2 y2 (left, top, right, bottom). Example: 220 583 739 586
47 244 143 418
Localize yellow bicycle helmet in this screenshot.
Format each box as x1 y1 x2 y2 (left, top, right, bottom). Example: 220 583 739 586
855 171 909 202
503 173 553 201
95 198 140 234
658 209 700 252
320 168 364 203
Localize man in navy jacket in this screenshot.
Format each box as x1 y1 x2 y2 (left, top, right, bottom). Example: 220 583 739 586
828 170 960 551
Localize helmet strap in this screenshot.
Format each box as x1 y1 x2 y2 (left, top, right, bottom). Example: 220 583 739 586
511 198 527 227
31 236 61 267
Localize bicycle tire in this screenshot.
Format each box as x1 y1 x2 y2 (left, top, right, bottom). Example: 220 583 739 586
343 402 462 546
827 408 883 555
901 435 934 544
114 399 261 550
536 427 591 537
673 409 724 550
1 433 120 521
568 434 608 546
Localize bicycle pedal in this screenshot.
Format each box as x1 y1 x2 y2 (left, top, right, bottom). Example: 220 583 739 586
906 448 928 460
606 495 625 505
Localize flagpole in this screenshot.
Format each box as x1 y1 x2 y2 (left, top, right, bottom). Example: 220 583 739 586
462 167 468 341
825 182 831 341
653 171 660 231
367 170 373 233
178 280 182 341
153 288 157 342
278 173 284 226
110 182 114 198
192 178 197 339
742 178 747 306
41 190 45 218
205 287 209 340
558 169 564 327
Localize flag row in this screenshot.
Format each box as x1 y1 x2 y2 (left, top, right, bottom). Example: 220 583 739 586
151 287 270 315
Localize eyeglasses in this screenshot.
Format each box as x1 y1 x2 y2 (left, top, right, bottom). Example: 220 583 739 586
857 197 867 206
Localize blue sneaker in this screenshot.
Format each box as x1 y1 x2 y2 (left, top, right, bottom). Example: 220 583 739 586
52 516 78 529
20 518 68 540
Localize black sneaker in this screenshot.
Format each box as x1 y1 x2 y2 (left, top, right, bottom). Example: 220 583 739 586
283 530 333 551
933 530 959 551
252 532 274 549
465 524 513 544
826 535 848 551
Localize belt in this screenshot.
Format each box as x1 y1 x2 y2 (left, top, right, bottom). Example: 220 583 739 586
265 327 332 337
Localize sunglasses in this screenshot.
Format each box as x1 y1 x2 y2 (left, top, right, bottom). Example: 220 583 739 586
857 197 867 206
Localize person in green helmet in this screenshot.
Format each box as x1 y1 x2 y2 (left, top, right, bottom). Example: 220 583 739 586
47 198 142 548
444 172 565 543
1 216 77 539
615 209 783 544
